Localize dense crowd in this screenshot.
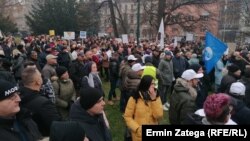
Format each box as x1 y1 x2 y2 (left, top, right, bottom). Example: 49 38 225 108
0 35 250 141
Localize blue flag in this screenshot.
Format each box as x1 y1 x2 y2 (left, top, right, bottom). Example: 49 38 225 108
203 32 228 74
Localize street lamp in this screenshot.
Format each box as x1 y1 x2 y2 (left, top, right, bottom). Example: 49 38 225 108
136 0 140 47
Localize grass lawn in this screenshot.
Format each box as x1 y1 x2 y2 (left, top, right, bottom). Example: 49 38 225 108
102 80 169 141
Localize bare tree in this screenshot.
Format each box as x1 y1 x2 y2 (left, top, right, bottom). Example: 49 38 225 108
108 0 119 37
0 0 23 11
142 0 218 34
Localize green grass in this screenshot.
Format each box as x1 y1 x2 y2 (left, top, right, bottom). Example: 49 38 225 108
102 79 169 141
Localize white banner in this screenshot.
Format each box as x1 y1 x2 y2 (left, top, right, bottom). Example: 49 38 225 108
115 38 122 43
80 31 87 39
122 34 129 44
64 31 75 40
186 33 194 41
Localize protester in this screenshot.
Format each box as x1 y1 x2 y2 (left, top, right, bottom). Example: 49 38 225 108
203 94 232 125
19 67 61 136
124 75 163 141
108 52 120 105
119 55 137 112
169 69 203 124
189 64 208 109
81 61 105 96
53 66 76 119
70 87 112 141
219 64 241 93
158 50 174 111
42 54 58 81
228 82 250 124
0 79 42 141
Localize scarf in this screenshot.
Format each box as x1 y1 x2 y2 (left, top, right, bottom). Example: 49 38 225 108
87 72 102 88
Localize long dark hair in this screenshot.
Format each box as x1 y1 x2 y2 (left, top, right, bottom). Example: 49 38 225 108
132 75 154 104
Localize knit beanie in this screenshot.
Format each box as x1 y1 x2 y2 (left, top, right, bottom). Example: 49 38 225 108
80 87 102 110
0 80 19 100
227 64 240 73
56 66 68 78
144 56 153 64
203 94 230 120
189 64 201 73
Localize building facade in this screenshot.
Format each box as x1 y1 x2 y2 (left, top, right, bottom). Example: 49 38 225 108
3 0 35 33
98 0 153 40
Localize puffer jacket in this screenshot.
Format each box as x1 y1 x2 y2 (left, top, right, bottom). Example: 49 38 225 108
124 95 163 141
124 70 141 91
169 78 197 124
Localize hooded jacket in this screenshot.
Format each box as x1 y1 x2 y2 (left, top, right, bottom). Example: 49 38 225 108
169 78 197 124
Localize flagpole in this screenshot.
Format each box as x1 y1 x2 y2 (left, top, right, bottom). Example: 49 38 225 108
136 0 140 47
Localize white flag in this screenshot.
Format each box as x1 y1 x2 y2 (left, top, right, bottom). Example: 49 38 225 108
0 30 3 38
173 37 178 48
157 18 165 50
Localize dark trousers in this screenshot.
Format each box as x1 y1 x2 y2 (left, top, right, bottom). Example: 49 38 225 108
104 67 110 81
159 85 171 104
120 90 132 113
108 78 117 100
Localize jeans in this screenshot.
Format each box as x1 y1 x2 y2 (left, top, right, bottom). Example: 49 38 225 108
108 78 117 100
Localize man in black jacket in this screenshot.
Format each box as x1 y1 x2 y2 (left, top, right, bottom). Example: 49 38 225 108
69 52 85 94
0 80 42 141
20 67 62 136
70 87 112 141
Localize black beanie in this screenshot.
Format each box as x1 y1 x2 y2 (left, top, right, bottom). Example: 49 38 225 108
144 56 152 64
227 64 240 73
79 87 102 110
189 64 201 73
56 66 68 78
0 80 18 100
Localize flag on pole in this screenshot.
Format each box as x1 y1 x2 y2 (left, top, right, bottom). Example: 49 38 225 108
173 37 178 48
203 32 228 74
0 30 3 38
157 18 165 50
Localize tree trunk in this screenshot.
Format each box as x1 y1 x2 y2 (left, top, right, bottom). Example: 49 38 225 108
157 0 166 29
108 0 119 37
114 2 128 34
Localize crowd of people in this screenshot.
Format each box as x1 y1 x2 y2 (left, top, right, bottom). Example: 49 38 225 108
0 34 250 141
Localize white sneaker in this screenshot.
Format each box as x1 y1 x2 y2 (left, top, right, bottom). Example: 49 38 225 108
163 105 169 111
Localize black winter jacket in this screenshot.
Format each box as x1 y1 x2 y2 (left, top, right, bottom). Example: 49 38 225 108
19 87 62 136
0 109 42 141
69 100 112 141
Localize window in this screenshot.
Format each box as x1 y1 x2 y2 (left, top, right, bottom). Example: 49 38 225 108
130 14 134 24
200 26 209 32
200 15 209 21
125 4 127 12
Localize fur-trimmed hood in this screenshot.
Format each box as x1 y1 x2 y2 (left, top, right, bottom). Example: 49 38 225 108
174 78 197 100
